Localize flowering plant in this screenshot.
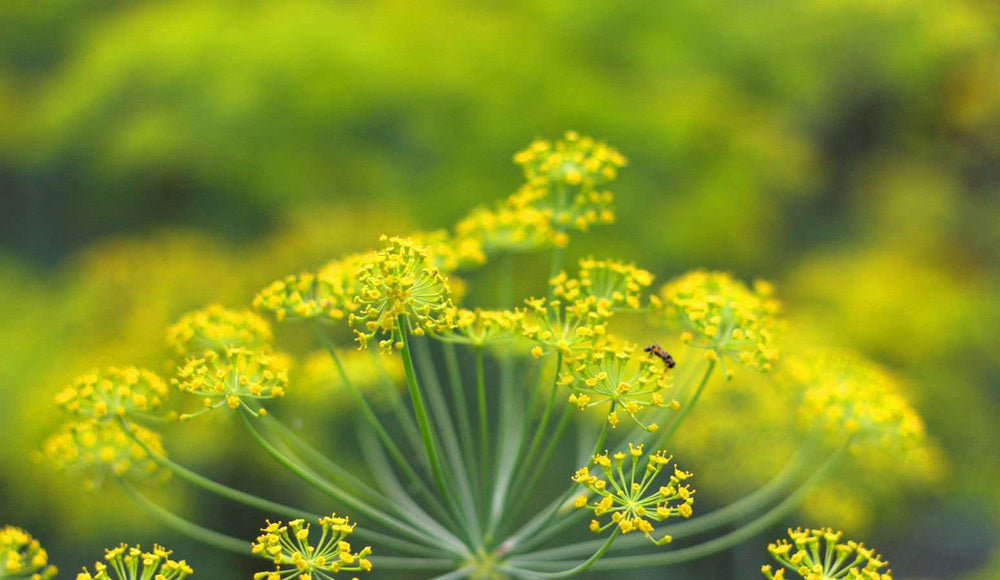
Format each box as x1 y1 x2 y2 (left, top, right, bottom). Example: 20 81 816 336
25 133 930 579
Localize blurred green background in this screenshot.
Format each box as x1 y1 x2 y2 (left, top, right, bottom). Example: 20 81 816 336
1 0 998 578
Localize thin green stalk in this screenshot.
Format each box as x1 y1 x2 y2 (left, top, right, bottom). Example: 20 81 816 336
505 529 619 579
413 336 483 546
443 342 479 490
475 347 490 488
648 359 715 451
510 352 563 496
429 566 474 580
370 347 423 450
356 422 471 550
369 556 458 570
238 409 465 554
118 480 249 555
398 318 451 500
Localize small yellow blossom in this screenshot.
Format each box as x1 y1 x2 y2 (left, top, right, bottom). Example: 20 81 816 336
437 308 524 347
166 304 273 357
0 526 57 580
349 236 457 352
77 543 192 580
763 527 892 580
252 514 372 580
572 444 694 545
172 347 288 418
55 367 168 422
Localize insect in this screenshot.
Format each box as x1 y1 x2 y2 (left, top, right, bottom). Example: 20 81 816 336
644 342 676 369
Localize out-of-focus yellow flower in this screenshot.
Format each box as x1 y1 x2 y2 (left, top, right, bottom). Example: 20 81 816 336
455 204 561 255
295 347 404 408
656 270 780 377
437 308 524 347
40 420 166 488
166 304 272 357
77 543 193 580
252 514 372 580
55 367 169 422
0 525 57 580
572 444 694 545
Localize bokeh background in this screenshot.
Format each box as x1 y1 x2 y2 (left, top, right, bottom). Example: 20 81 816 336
1 1 998 578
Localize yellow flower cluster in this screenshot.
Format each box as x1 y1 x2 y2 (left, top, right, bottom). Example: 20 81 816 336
166 304 273 357
76 543 193 580
786 350 926 448
350 236 457 351
657 270 780 377
572 444 694 545
172 347 288 419
40 420 166 488
408 229 486 273
54 367 168 422
455 204 563 254
560 343 678 431
253 271 356 324
252 514 372 580
438 308 524 347
0 525 57 580
762 528 892 580
557 258 653 312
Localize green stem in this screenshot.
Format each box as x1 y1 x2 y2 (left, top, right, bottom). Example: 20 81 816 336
649 359 715 451
443 342 479 491
314 324 447 518
369 556 459 570
398 317 450 501
413 336 483 546
118 480 249 555
510 352 563 497
475 347 490 490
238 409 465 554
505 529 619 578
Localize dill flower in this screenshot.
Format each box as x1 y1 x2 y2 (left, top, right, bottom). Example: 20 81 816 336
41 420 166 488
566 257 654 311
172 347 288 419
436 308 524 347
408 229 486 273
0 525 57 580
571 444 694 545
514 131 627 189
251 514 372 580
656 270 780 376
349 236 457 352
166 304 273 357
76 543 193 580
454 204 562 254
786 350 926 448
54 367 168 422
762 527 892 580
560 342 677 431
254 270 357 324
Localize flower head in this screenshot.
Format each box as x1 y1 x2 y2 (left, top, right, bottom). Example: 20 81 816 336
438 308 524 347
408 229 486 273
252 514 372 580
166 304 273 357
172 347 288 419
254 257 366 324
656 271 780 377
349 236 457 352
0 525 57 580
455 204 563 255
514 131 627 190
786 350 926 449
560 342 677 431
572 444 694 545
41 420 166 488
55 367 169 422
762 527 892 580
76 543 193 580
563 258 654 312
